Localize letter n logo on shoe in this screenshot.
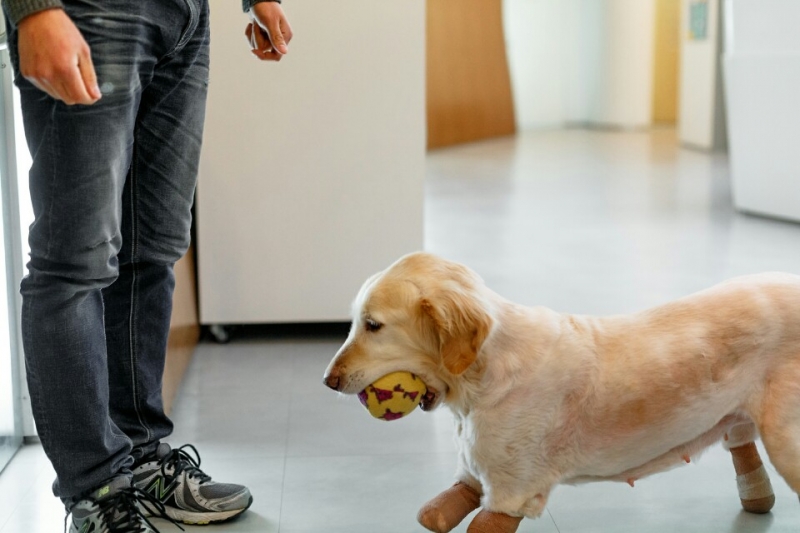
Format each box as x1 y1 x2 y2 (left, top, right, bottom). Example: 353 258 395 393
146 477 179 502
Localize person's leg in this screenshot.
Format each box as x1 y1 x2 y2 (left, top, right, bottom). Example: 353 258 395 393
104 0 209 463
4 0 164 501
116 2 253 522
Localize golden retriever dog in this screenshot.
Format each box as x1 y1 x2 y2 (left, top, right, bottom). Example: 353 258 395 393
324 252 800 532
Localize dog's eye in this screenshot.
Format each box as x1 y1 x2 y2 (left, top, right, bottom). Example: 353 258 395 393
365 319 383 332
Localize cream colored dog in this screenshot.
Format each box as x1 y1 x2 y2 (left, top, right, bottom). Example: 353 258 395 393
324 252 800 532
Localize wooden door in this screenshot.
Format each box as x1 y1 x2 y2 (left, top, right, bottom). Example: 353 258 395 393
427 0 516 149
653 0 681 123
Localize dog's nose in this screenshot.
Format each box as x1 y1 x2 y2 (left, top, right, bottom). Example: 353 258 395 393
324 374 340 391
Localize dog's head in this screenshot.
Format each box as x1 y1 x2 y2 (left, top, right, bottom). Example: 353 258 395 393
323 252 494 411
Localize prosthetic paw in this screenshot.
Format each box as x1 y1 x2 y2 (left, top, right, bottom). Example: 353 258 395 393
418 482 482 533
730 442 775 514
466 509 524 533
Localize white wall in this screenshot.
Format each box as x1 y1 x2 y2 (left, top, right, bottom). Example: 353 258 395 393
567 0 657 128
505 0 657 131
503 0 571 130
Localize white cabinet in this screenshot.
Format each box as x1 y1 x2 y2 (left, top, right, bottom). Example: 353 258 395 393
723 0 800 222
196 1 426 324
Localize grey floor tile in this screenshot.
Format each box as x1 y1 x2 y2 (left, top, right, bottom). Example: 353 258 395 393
0 445 51 532
1 500 66 533
168 341 299 459
286 397 457 458
426 130 800 317
168 390 291 459
279 453 557 533
4 129 800 533
547 445 800 533
1 461 64 533
177 342 297 397
291 339 347 385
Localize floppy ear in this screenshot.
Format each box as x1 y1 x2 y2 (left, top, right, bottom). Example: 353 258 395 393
420 286 493 375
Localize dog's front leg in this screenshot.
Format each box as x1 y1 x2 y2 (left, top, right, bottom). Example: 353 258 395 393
418 482 482 533
472 468 553 533
466 510 523 533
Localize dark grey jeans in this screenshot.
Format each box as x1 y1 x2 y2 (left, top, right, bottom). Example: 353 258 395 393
4 0 209 500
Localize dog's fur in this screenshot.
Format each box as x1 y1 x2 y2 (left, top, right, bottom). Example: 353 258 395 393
324 252 800 519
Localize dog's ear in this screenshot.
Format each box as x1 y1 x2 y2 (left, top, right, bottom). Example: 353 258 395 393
420 285 492 375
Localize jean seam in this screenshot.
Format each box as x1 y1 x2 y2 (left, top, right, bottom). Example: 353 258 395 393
128 136 152 445
43 103 59 260
21 297 49 445
167 0 200 58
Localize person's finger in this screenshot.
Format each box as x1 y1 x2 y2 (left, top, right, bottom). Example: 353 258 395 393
280 16 293 45
42 77 72 103
51 80 74 105
245 23 256 49
253 24 273 53
247 23 284 61
246 23 274 54
77 46 101 101
58 64 95 105
57 79 78 105
262 15 288 55
250 47 283 62
250 39 283 61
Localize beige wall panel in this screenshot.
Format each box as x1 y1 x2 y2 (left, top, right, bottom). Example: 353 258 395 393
163 246 200 414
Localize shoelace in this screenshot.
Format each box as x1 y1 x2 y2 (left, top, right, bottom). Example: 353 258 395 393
64 487 184 533
160 444 211 484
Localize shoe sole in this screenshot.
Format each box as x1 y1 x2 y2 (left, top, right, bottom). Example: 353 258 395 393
161 496 253 525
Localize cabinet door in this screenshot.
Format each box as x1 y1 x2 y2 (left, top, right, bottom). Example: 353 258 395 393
197 0 426 324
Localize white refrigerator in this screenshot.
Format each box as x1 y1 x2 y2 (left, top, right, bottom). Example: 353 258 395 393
723 0 800 222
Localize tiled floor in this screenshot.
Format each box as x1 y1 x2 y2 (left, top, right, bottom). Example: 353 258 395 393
2 129 800 532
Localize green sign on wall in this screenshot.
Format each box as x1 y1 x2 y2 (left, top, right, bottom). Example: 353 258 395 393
689 0 709 40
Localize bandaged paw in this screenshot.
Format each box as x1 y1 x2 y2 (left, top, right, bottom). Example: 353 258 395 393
418 482 481 533
737 466 774 501
730 442 775 514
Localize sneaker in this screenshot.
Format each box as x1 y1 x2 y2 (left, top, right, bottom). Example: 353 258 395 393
133 443 252 525
66 476 168 533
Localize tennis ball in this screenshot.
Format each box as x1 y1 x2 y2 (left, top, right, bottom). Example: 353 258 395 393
358 372 428 421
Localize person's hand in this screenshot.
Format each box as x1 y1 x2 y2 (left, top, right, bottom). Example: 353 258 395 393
245 2 293 61
17 8 101 105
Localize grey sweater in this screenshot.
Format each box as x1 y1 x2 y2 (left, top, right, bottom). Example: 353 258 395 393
4 0 280 27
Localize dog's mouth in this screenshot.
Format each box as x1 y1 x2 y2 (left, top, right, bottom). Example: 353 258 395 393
420 387 440 412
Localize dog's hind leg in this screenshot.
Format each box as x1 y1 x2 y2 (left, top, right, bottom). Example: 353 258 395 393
418 482 482 533
724 422 775 513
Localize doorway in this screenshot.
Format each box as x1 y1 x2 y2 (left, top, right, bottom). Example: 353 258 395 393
0 23 26 472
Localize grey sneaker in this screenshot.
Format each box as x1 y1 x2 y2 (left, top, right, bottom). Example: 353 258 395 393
66 477 165 533
133 443 252 525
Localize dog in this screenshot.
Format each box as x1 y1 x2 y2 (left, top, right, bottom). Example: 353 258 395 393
324 252 800 532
